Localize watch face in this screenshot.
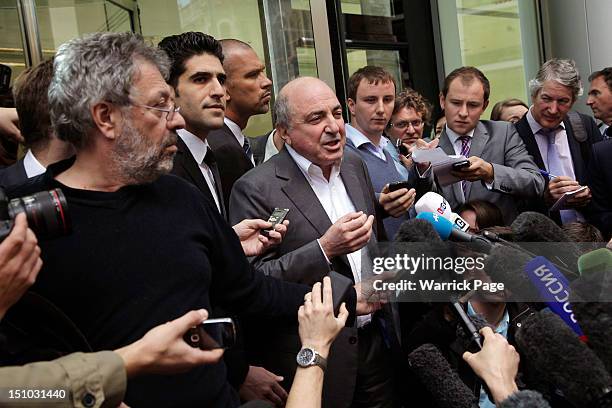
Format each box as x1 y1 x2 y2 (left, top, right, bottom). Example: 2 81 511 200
297 348 315 366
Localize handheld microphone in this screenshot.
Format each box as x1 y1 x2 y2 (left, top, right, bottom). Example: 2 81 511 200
577 248 612 276
415 192 470 232
408 343 479 408
416 212 492 252
515 309 612 407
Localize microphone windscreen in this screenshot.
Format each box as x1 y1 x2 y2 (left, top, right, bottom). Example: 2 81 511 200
515 309 612 407
408 343 478 408
577 248 612 276
510 212 581 277
483 245 539 300
395 218 443 243
571 301 612 374
415 192 452 219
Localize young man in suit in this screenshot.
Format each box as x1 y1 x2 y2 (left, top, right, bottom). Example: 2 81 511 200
514 59 602 225
587 67 612 138
0 58 74 188
436 66 545 224
230 77 399 408
207 39 273 208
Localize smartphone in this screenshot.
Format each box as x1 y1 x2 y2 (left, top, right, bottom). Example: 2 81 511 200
329 271 353 316
395 139 410 157
261 208 289 237
184 317 236 350
388 181 412 192
0 64 10 95
452 160 471 170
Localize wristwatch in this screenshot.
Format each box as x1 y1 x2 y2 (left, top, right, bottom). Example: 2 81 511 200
296 347 327 371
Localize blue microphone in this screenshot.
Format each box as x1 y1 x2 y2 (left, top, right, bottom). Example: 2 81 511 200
416 212 492 252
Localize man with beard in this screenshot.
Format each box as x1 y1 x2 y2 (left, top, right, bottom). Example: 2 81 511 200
6 32 340 407
206 39 273 208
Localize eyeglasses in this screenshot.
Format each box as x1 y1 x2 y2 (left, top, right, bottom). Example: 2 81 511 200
389 119 423 130
133 102 181 121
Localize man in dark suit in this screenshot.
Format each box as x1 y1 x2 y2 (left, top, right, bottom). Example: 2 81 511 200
436 67 545 224
587 67 612 138
587 139 612 238
230 77 399 408
250 129 284 165
0 58 74 189
208 39 273 209
514 59 602 225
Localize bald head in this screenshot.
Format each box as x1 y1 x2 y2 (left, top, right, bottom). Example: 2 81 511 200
275 77 336 129
218 39 272 125
274 77 344 176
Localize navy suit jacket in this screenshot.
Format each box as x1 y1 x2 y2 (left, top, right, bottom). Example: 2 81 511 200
0 158 28 189
587 139 612 238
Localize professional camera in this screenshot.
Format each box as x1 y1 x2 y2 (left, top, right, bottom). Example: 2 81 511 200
0 187 70 241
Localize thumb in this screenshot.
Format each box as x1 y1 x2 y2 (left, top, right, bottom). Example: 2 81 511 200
337 302 349 325
462 350 474 363
173 309 208 333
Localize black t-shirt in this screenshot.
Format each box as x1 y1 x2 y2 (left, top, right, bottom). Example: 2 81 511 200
8 158 307 407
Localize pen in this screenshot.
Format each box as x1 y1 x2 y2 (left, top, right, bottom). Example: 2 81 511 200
539 169 558 180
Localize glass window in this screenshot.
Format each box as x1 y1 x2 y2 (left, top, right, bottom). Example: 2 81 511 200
0 0 27 93
35 0 134 61
139 0 318 137
437 0 541 117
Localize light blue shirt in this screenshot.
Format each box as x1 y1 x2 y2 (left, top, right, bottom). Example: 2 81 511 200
467 302 510 408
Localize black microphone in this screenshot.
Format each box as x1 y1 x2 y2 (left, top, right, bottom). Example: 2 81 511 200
482 245 541 301
395 218 443 243
408 343 479 408
515 309 612 408
571 301 612 376
510 212 581 278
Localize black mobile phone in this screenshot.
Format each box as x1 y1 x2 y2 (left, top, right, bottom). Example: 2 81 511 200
261 207 289 237
184 318 236 350
329 271 352 316
395 139 410 157
452 159 471 170
0 64 11 95
388 181 412 192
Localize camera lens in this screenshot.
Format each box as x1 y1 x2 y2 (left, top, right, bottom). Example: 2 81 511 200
8 188 71 239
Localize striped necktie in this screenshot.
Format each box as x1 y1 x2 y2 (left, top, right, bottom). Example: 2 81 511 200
459 135 471 200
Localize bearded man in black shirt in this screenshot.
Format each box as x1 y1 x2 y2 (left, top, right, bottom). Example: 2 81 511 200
6 32 371 407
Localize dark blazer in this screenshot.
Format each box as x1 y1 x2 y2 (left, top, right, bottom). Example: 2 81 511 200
171 136 226 219
587 139 612 239
514 112 602 222
229 147 390 408
438 120 545 224
250 133 269 166
207 124 254 209
0 158 27 189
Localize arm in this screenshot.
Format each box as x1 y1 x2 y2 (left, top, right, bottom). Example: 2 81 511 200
487 124 546 198
0 107 23 143
286 277 349 408
586 144 612 237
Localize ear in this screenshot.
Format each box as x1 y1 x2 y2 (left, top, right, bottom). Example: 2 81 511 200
277 125 291 146
439 92 445 110
482 99 489 111
347 98 356 116
91 101 122 141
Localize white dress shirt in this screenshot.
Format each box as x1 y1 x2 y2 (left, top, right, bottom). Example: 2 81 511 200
285 144 371 326
263 129 280 163
177 129 222 214
225 117 256 166
345 124 389 161
23 149 46 178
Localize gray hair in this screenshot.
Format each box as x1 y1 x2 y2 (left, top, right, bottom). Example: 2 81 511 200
274 91 293 129
49 32 170 148
528 58 583 101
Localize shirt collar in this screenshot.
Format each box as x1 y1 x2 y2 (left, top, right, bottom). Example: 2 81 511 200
23 149 47 178
285 144 341 182
224 117 245 147
526 107 566 135
177 128 210 164
345 124 388 149
467 301 510 336
445 124 475 145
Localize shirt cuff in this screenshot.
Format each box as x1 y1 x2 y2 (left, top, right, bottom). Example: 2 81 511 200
316 239 332 264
